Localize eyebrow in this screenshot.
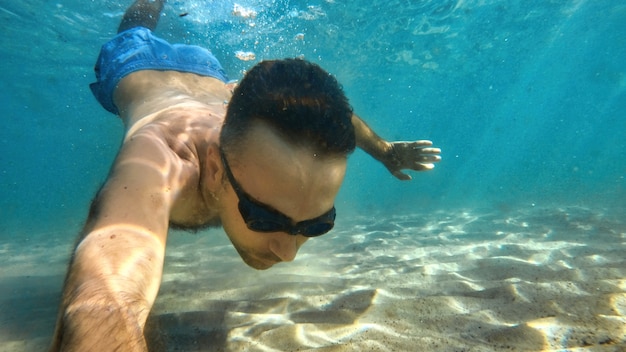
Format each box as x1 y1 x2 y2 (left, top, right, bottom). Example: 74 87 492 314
219 147 295 220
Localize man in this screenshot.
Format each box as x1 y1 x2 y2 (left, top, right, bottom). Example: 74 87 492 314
51 0 441 350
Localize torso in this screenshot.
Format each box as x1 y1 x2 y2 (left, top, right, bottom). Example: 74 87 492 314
113 70 232 228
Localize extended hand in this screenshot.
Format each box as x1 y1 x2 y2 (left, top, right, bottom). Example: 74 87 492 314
382 140 441 180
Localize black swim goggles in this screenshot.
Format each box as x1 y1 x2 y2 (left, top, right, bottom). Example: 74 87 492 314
219 148 336 237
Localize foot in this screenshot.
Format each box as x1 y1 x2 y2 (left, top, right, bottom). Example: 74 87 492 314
117 0 166 33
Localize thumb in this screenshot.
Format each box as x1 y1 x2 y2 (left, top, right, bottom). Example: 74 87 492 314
392 170 412 181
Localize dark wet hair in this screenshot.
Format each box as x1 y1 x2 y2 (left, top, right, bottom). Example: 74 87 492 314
220 59 355 157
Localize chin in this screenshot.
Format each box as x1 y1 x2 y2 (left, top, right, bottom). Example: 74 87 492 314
241 255 277 270
251 262 275 270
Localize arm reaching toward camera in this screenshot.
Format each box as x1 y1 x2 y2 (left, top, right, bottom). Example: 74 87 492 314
50 122 193 351
352 114 441 180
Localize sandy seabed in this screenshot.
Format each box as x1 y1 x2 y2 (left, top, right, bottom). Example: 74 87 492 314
1 205 625 351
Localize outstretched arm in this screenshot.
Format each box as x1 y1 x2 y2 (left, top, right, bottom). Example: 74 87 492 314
50 125 189 351
351 114 441 180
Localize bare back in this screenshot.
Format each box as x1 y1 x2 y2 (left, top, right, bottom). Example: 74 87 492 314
105 70 233 229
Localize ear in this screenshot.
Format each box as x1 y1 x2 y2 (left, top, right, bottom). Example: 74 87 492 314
203 143 224 193
225 81 238 94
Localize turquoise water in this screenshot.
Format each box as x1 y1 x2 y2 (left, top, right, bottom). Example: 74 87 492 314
1 0 625 231
1 0 625 350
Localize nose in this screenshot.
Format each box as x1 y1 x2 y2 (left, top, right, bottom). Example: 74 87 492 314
269 234 307 262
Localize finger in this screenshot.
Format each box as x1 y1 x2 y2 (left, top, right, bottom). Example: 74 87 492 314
416 147 441 154
392 170 412 181
411 163 435 171
419 155 441 163
410 140 433 147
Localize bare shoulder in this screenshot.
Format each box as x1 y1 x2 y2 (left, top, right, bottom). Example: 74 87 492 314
108 70 230 227
124 102 224 162
107 103 224 227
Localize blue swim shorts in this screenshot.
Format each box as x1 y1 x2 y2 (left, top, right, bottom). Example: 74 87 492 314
89 27 230 114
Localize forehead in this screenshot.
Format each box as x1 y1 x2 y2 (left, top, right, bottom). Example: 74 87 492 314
228 122 347 221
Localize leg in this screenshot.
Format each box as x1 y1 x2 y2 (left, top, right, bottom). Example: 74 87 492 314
117 0 166 33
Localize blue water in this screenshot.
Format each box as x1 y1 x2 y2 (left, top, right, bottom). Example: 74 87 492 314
1 0 625 235
0 0 625 350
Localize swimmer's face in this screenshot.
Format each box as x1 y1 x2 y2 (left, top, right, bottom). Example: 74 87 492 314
216 122 346 270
